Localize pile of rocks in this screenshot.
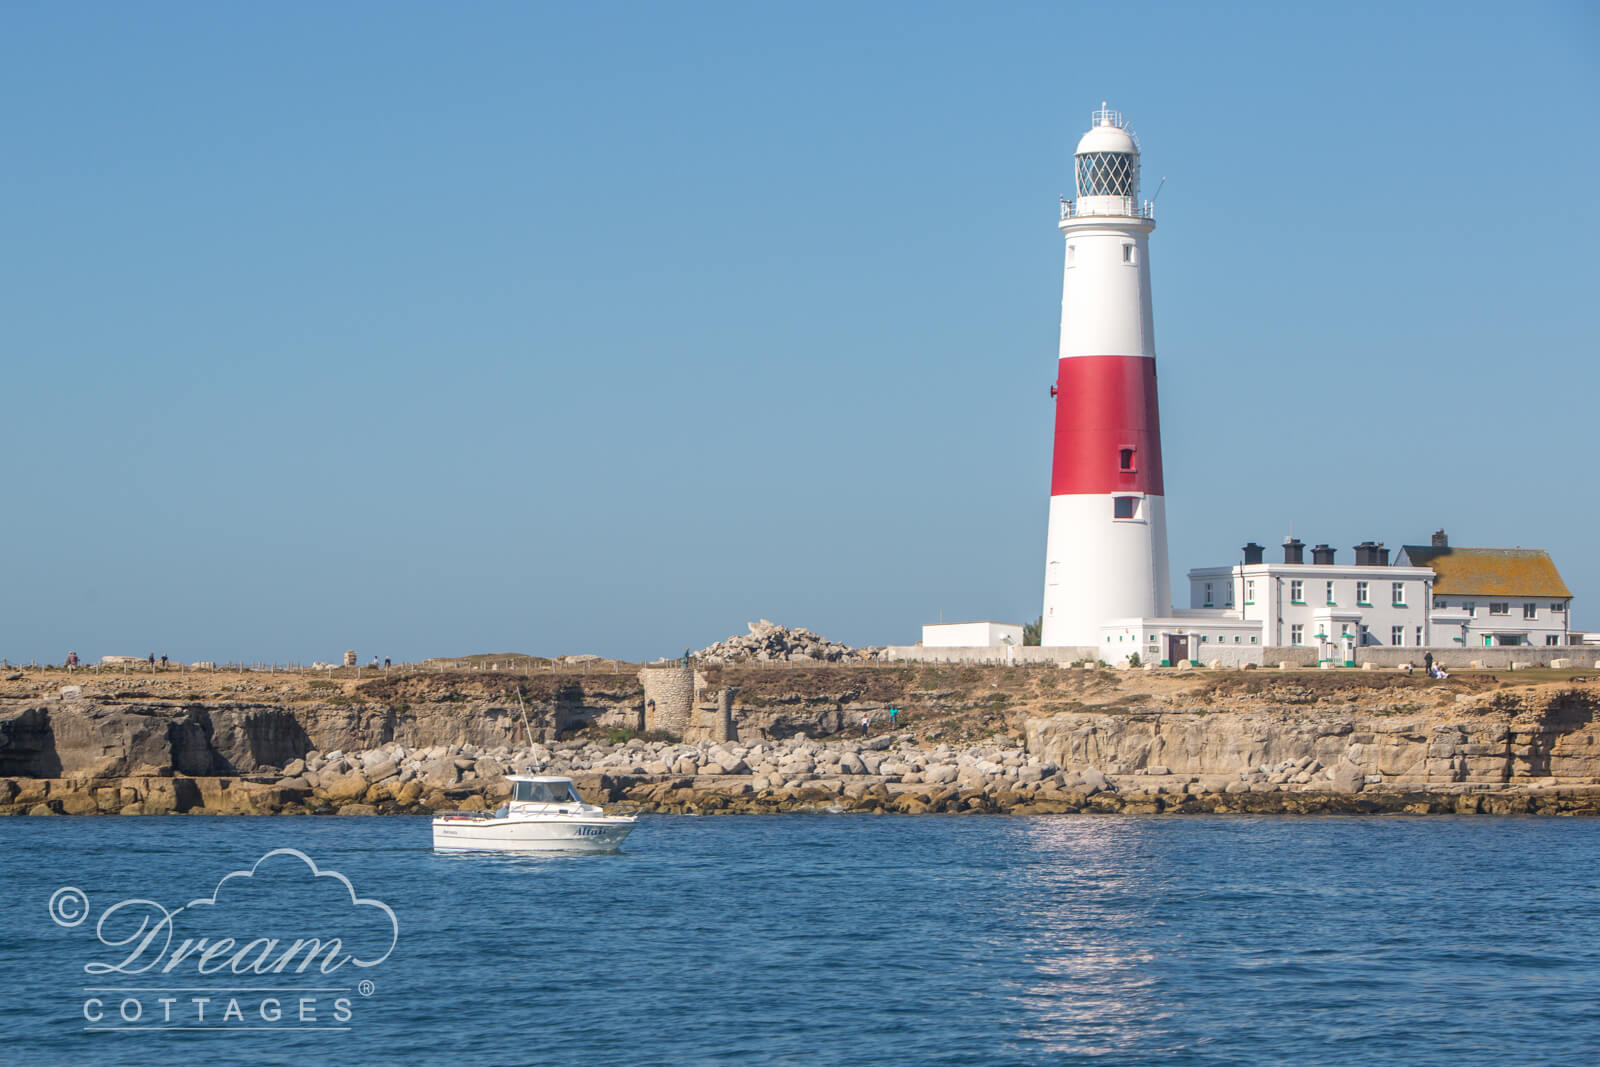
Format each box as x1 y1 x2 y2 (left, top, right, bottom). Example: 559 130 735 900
695 620 882 665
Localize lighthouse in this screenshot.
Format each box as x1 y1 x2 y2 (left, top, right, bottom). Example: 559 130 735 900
1040 105 1171 648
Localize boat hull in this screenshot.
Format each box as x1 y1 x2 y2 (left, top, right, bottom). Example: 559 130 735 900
432 815 635 853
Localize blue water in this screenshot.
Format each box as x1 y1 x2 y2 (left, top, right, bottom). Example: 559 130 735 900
3 815 1599 1065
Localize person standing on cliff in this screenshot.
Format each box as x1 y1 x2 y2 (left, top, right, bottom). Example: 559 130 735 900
860 716 869 737
1424 651 1434 676
890 706 899 731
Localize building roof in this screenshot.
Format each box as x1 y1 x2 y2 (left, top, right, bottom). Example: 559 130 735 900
1401 546 1572 598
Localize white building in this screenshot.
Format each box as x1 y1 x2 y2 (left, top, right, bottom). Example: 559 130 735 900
1398 531 1574 647
1188 539 1436 665
922 622 1024 648
1096 614 1264 666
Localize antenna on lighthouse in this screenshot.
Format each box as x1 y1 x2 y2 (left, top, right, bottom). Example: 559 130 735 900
1151 176 1167 202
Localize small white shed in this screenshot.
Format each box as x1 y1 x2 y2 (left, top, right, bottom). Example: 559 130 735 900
921 621 1025 648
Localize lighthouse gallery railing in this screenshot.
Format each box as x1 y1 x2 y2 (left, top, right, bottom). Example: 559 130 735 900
1060 197 1154 220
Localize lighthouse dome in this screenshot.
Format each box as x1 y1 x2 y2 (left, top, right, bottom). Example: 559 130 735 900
1073 104 1140 200
1074 121 1138 158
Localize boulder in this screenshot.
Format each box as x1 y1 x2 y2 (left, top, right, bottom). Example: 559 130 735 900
321 770 372 805
1331 765 1364 794
363 759 399 783
418 759 458 788
1079 768 1110 795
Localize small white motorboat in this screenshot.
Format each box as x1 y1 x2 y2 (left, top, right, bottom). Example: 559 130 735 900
432 775 637 853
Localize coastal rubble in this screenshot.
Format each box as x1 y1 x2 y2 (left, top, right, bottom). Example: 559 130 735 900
694 620 883 665
8 724 1600 817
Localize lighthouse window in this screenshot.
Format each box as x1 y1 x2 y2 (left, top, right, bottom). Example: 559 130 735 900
1122 244 1136 264
1119 448 1135 470
1113 496 1137 519
1076 152 1137 198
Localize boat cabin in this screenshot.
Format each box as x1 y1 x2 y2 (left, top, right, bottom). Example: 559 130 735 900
508 776 583 805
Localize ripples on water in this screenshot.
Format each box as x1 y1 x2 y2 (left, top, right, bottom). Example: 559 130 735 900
3 815 1598 1065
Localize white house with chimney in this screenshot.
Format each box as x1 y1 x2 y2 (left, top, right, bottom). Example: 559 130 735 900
1187 539 1435 666
1178 531 1577 664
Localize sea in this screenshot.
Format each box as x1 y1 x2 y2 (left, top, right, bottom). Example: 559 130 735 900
3 814 1598 1066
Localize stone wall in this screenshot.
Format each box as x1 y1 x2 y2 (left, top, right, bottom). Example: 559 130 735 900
1354 647 1598 669
890 643 1600 671
684 688 738 744
883 645 1099 665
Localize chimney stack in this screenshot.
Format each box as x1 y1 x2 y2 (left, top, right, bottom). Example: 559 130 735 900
1242 542 1265 565
1312 544 1335 565
1283 537 1305 564
1432 529 1449 548
1353 541 1389 566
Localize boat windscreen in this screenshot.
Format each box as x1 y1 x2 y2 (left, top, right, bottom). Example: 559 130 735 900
513 781 582 803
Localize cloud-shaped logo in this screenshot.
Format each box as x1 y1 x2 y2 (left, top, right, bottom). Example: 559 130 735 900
182 848 399 968
80 847 398 977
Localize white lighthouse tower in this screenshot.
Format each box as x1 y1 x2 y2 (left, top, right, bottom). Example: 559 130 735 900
1040 104 1171 648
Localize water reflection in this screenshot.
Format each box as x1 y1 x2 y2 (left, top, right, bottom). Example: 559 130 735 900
996 817 1177 1055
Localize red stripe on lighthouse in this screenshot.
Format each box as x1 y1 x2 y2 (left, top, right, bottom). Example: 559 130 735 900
1050 355 1164 496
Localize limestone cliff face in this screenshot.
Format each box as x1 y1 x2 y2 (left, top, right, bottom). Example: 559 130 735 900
1025 686 1600 790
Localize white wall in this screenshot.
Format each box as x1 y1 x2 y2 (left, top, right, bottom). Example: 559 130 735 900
922 622 1024 648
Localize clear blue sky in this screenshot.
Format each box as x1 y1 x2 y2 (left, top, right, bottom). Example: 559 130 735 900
2 1 1595 664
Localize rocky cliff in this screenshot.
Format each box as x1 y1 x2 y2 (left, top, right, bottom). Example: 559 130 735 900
4 663 1600 816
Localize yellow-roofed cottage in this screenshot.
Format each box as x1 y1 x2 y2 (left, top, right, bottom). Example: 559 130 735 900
1398 530 1574 647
